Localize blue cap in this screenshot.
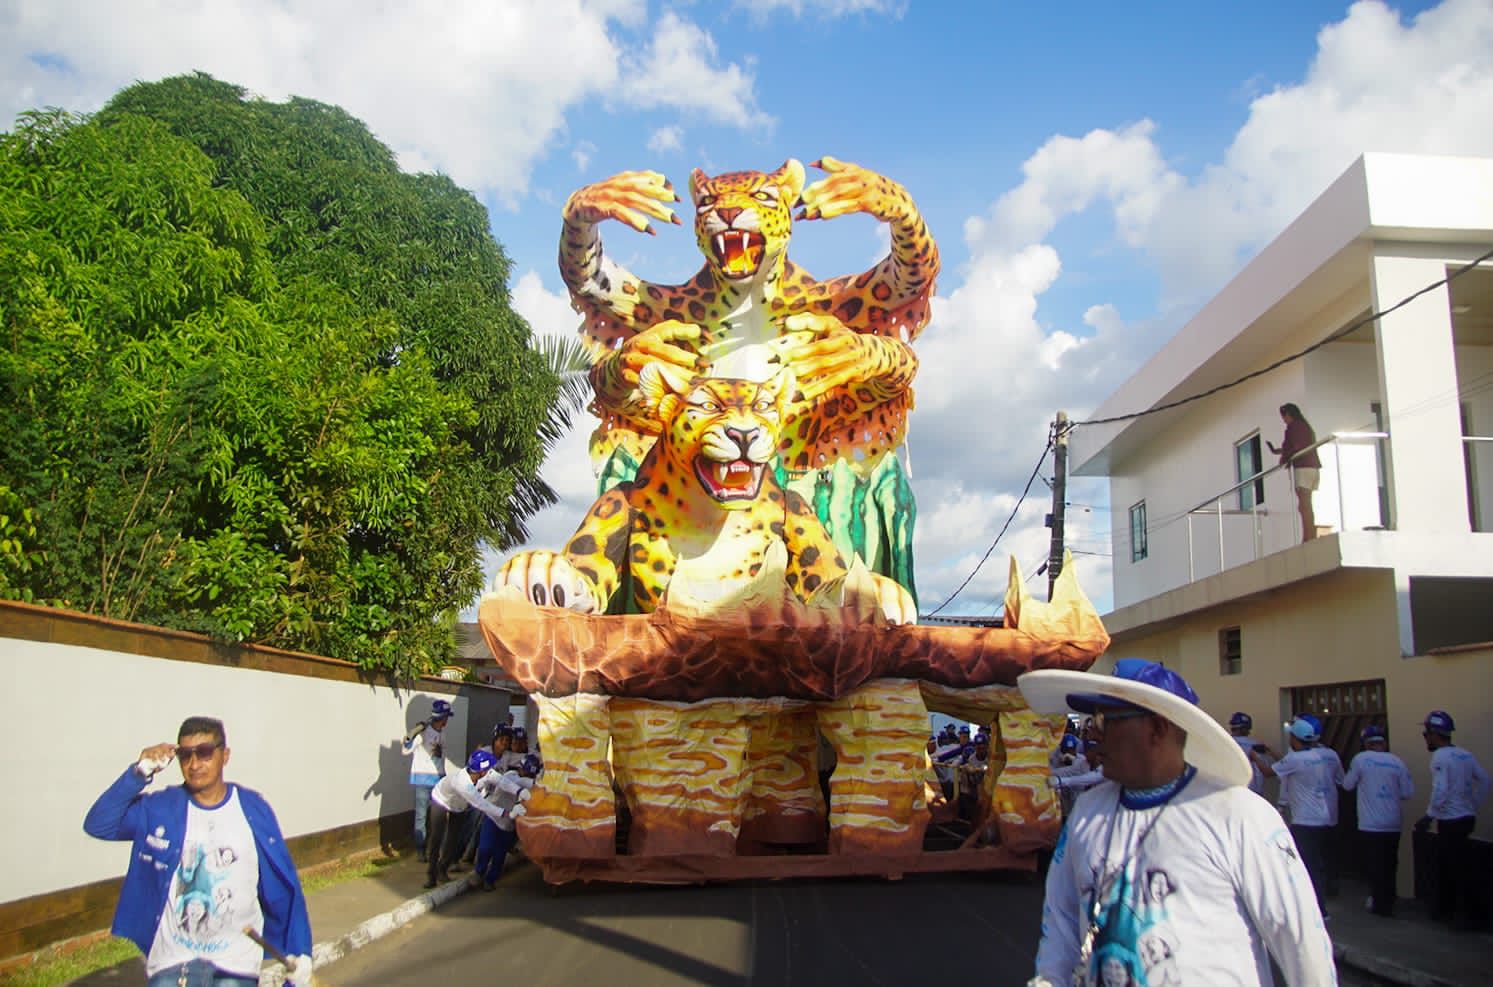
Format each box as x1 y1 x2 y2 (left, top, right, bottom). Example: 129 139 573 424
493 724 514 738
1229 712 1252 730
1288 716 1320 742
1059 734 1080 753
1361 724 1388 743
467 750 496 774
1065 658 1199 714
512 726 528 739
431 699 453 720
520 754 542 776
1424 710 1455 735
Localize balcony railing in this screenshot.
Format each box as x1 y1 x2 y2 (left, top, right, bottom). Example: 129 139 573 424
1184 431 1389 581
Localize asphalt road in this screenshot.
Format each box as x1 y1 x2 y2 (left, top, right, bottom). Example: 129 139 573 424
330 862 1048 986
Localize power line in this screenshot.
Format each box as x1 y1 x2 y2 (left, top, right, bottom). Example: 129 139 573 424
1073 245 1493 429
924 436 1054 618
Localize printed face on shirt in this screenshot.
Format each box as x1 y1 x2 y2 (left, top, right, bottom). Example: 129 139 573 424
176 732 228 797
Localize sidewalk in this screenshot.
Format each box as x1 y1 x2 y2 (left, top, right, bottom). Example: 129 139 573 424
1328 877 1493 987
68 853 474 986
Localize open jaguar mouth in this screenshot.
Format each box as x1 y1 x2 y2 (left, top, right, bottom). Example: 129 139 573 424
712 231 766 279
693 456 766 502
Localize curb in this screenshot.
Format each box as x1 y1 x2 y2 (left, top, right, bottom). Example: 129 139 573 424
258 875 474 985
1333 941 1463 987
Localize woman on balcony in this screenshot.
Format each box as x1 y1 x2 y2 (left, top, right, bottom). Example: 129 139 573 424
1268 403 1322 542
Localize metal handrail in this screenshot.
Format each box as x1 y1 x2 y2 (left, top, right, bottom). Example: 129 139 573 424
1184 431 1389 580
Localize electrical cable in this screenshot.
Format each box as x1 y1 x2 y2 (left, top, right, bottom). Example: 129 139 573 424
1073 245 1493 429
923 435 1054 618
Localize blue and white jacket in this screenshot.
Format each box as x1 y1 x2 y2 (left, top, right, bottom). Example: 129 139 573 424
83 766 313 959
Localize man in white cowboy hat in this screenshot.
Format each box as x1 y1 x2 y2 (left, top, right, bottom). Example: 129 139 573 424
1020 659 1334 987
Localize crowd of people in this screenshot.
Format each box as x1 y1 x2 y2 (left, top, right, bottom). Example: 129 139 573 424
1020 658 1490 986
80 687 1485 986
402 708 544 890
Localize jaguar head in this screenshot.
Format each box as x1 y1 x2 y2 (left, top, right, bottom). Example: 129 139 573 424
638 361 792 510
689 160 805 284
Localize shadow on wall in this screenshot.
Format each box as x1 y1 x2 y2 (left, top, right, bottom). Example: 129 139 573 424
364 738 411 852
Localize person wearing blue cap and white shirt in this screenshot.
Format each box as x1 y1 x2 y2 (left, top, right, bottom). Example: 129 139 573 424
1228 712 1277 797
423 750 519 889
1021 659 1333 987
1250 714 1344 916
1415 710 1490 927
403 698 453 862
474 754 540 890
1342 724 1413 917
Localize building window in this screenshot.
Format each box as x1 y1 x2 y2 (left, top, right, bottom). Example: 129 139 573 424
1129 501 1148 562
1289 679 1386 759
1235 433 1264 510
1218 626 1242 676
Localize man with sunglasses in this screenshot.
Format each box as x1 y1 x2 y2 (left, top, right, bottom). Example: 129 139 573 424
84 716 312 986
1020 660 1333 987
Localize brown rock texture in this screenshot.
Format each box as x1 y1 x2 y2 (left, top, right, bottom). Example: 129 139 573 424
516 694 616 860
477 555 1107 704
740 707 825 846
818 679 930 855
610 699 752 856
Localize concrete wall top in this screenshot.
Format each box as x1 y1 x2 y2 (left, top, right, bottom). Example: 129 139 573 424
0 602 517 904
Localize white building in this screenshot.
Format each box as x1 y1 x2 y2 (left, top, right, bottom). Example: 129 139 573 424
1070 153 1493 891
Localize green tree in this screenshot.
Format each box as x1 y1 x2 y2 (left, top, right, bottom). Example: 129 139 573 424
0 81 566 674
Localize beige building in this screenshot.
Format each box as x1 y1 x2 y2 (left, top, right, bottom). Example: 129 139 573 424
1070 153 1493 896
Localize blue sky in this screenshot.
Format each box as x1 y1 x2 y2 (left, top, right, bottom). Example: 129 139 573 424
6 0 1489 616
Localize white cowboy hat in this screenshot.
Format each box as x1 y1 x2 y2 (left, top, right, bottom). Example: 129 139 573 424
1018 658 1251 788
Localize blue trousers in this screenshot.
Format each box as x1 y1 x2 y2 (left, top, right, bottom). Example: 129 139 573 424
476 819 518 885
412 784 433 851
146 959 257 986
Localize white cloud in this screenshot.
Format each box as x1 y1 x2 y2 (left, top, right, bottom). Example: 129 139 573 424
736 0 907 18
0 1 763 201
507 269 600 540
572 140 599 172
911 0 1493 616
647 125 684 154
617 11 771 129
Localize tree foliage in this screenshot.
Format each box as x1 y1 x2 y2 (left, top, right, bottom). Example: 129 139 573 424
0 77 567 673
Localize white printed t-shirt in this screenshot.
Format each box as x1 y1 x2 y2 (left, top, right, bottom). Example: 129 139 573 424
145 789 264 977
1342 750 1414 832
1035 773 1335 986
1428 745 1492 820
1272 746 1344 827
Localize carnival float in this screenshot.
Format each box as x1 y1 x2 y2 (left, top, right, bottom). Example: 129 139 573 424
477 157 1108 882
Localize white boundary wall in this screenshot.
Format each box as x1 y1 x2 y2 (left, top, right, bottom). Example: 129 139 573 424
0 635 476 904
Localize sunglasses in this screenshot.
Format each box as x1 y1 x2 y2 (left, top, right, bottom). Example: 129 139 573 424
1093 708 1151 732
176 742 223 763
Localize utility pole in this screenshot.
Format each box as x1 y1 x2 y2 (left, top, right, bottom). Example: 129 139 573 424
1047 411 1069 599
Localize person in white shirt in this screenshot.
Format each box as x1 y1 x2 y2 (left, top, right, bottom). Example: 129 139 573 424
1021 659 1334 987
1342 724 1413 917
1414 709 1491 927
423 750 518 889
402 699 452 862
1228 712 1276 797
1251 714 1343 916
474 754 539 890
